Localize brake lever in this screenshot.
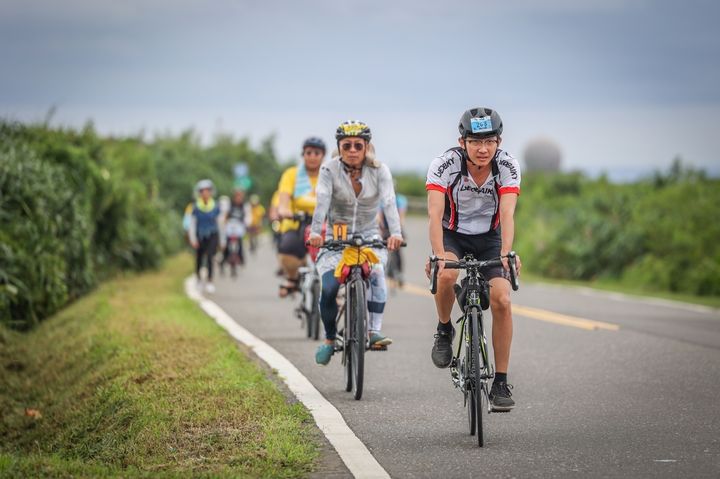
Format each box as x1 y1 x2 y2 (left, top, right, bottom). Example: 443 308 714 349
429 256 439 295
507 251 520 291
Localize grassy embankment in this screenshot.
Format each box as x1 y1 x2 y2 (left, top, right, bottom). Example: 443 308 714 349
0 254 318 478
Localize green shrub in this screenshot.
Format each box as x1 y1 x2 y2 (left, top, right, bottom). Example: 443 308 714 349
515 165 720 296
0 120 282 329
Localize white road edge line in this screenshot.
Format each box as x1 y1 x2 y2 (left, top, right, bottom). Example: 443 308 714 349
184 277 390 479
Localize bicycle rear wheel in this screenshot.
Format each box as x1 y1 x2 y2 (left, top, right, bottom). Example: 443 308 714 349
470 308 486 447
302 277 313 338
350 280 366 400
342 289 353 392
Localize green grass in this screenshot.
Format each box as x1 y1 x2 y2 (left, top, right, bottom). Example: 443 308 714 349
0 254 319 478
521 271 720 309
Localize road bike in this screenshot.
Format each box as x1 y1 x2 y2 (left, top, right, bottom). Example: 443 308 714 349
430 252 519 446
295 217 322 340
319 235 404 400
386 248 404 289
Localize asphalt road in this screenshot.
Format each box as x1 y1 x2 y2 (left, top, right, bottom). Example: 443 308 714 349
211 217 720 478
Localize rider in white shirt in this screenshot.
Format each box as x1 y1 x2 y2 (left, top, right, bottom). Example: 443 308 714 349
426 107 522 412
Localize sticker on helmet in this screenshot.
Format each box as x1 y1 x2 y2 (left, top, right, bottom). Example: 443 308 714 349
470 117 493 133
341 122 367 136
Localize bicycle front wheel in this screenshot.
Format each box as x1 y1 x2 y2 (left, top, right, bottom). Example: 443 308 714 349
310 278 321 340
304 284 313 338
470 308 487 447
464 339 476 436
350 280 366 400
343 289 353 392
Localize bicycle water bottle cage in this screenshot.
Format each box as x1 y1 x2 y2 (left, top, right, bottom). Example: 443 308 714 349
455 277 490 310
479 280 490 310
454 278 468 309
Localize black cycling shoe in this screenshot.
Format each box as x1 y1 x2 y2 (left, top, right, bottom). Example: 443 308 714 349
431 325 455 368
489 381 515 412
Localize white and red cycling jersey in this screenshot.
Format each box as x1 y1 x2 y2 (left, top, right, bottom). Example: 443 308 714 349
425 147 521 235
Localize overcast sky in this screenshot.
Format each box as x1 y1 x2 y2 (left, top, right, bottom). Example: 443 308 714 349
2 0 719 178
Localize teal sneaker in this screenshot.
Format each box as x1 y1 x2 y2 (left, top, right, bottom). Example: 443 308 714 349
369 332 393 347
315 344 334 365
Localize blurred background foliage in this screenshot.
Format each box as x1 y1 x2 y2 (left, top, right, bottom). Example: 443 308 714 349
513 162 720 297
391 160 719 298
2 119 718 330
0 121 283 329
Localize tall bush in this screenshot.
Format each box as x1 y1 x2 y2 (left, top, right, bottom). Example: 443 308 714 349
1 120 283 329
514 165 720 296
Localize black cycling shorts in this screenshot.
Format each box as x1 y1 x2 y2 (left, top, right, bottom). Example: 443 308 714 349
278 228 307 259
442 228 509 281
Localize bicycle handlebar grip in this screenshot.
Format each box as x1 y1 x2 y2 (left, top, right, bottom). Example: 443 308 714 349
429 256 439 295
507 251 520 291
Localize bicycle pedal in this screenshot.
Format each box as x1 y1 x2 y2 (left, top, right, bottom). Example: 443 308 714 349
370 344 388 351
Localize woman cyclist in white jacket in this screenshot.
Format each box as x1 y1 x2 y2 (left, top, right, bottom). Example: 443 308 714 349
308 120 404 365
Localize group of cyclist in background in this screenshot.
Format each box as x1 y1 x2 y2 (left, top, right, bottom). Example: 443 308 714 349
183 181 265 292
184 107 521 411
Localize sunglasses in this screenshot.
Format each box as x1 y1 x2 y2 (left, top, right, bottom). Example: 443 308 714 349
341 141 365 152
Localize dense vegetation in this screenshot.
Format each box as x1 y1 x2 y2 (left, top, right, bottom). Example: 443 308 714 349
3 118 716 329
394 161 719 298
0 121 283 330
514 163 719 296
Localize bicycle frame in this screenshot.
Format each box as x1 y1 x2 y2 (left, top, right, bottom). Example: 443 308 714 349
334 264 368 355
453 266 491 372
450 275 492 398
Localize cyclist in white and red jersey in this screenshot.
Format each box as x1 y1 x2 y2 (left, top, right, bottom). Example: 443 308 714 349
426 107 522 412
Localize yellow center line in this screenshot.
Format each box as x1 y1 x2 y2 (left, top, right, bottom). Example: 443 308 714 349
398 282 620 332
511 304 619 331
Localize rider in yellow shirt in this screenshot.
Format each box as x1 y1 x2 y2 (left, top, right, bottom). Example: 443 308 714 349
277 137 326 296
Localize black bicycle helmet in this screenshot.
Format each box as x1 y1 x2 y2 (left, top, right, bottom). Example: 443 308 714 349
458 107 503 139
302 136 326 152
335 120 372 141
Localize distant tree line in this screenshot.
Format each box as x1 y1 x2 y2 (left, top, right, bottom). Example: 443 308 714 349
514 161 719 296
392 160 719 297
0 121 284 330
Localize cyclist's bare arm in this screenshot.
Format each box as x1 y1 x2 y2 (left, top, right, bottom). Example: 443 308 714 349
308 166 333 247
278 192 292 219
498 193 521 272
377 165 403 250
188 215 198 248
427 189 446 277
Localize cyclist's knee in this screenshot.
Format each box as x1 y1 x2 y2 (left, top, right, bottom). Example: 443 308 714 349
438 268 459 285
491 291 512 316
